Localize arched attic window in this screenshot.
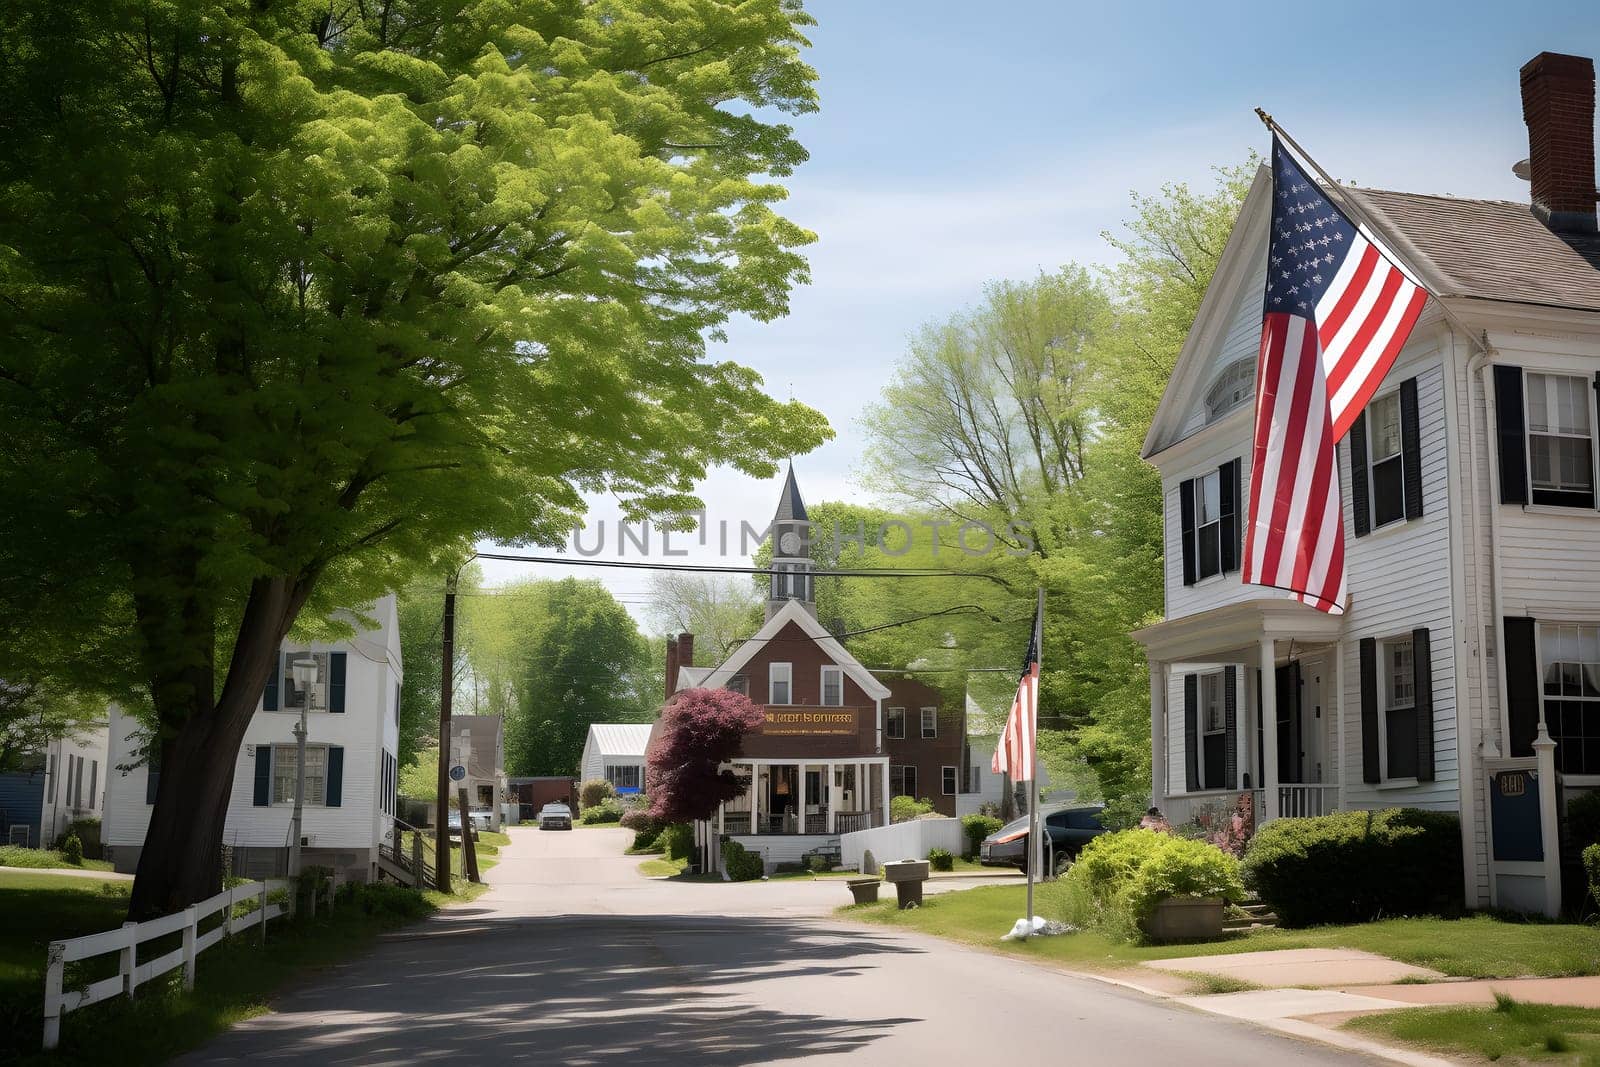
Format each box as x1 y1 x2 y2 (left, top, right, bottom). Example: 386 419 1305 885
1204 358 1254 424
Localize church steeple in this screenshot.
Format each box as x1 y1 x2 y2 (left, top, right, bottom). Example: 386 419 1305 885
766 463 815 620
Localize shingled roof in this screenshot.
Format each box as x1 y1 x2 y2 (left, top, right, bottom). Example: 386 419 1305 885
773 462 808 523
1347 186 1600 312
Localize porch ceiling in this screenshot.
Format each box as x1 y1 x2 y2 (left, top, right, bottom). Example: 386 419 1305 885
1130 598 1343 664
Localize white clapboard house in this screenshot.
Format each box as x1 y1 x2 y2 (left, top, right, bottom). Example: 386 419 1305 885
104 595 403 885
1133 52 1600 915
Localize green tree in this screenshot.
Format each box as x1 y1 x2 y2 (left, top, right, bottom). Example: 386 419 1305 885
395 574 450 769
0 681 99 775
645 571 761 663
509 577 655 776
0 1 830 916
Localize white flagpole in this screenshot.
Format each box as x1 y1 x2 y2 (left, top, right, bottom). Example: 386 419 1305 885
1026 585 1044 929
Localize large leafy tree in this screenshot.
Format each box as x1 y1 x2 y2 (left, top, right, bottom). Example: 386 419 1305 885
645 571 760 663
646 686 764 823
0 0 830 915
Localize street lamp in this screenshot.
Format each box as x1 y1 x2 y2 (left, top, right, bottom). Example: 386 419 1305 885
288 657 319 881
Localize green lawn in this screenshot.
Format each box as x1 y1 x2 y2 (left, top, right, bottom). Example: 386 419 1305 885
842 883 1600 979
0 867 460 1064
0 846 115 872
637 857 687 878
1348 995 1600 1063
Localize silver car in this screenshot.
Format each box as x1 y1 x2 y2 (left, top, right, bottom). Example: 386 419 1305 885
539 802 573 830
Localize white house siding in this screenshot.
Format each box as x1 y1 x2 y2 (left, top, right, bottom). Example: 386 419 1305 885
102 709 155 853
1336 354 1461 815
1174 251 1271 441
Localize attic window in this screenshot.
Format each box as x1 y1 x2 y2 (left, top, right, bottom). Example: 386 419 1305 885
1205 359 1254 424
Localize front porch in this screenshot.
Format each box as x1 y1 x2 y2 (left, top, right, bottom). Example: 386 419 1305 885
714 757 890 837
1133 599 1347 826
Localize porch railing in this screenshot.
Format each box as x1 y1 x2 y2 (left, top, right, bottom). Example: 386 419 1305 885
719 811 880 836
1274 783 1340 819
1160 784 1340 827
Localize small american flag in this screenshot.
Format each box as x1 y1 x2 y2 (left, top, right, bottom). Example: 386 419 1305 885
1242 137 1430 614
991 600 1041 782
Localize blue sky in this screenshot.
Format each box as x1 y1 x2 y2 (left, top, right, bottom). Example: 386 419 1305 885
483 1 1600 619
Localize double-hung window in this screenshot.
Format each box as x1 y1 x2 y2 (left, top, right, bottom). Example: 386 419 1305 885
1528 373 1595 506
272 745 327 805
1367 392 1406 527
1542 623 1600 775
768 662 792 705
886 707 905 740
820 666 843 707
941 766 958 796
1194 470 1222 581
1382 637 1418 780
920 707 937 739
890 765 918 798
1199 671 1225 790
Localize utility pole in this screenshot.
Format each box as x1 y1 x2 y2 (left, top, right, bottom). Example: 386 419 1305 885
434 571 457 893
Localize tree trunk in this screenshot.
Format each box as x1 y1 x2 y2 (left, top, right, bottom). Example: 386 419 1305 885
128 575 310 919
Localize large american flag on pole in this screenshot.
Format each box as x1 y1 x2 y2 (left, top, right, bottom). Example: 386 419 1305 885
991 599 1041 782
1242 137 1431 613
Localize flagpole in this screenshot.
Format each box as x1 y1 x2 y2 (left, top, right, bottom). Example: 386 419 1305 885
1253 108 1493 359
1026 585 1043 928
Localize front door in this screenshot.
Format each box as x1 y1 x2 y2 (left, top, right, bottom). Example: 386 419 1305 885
1300 659 1326 784
1275 662 1303 785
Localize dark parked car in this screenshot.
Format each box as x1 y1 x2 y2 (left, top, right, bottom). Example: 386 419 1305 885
980 805 1107 874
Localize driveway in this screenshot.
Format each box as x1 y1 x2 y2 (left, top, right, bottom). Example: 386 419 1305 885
184 826 1378 1065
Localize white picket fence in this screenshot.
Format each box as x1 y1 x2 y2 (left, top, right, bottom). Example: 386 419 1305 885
42 878 293 1050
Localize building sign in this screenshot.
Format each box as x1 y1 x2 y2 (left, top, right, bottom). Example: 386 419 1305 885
1489 768 1542 862
761 710 857 737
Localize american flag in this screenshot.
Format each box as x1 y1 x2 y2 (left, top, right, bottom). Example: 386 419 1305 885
991 600 1041 782
1242 137 1430 614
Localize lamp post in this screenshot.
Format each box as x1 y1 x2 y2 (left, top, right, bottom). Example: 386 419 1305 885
288 658 319 880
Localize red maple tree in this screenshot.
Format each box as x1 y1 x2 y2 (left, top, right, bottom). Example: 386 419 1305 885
646 687 765 824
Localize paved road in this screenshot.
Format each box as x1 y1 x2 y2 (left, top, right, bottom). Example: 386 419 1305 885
185 827 1377 1065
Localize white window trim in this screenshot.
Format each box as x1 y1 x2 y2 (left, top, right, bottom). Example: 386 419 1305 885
1522 368 1599 506
920 707 937 739
941 765 958 796
1365 388 1408 530
820 665 844 707
1192 469 1223 581
768 662 792 705
1377 635 1416 783
886 706 906 740
271 744 329 807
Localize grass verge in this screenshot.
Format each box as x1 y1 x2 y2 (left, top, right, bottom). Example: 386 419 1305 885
0 847 115 873
1347 995 1600 1062
0 869 459 1064
841 883 1600 979
637 857 687 878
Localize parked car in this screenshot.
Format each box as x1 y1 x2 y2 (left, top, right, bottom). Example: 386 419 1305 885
980 804 1107 874
538 802 573 830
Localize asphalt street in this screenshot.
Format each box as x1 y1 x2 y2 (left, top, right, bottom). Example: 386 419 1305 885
182 826 1378 1065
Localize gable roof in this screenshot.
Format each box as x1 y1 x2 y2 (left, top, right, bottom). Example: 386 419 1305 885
688 598 891 701
584 723 653 760
1143 167 1600 460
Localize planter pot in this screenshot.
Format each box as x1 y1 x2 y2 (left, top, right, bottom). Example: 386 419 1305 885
847 878 880 904
1139 895 1225 941
881 860 930 883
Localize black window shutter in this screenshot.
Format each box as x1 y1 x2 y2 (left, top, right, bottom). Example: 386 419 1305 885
330 652 347 713
1494 365 1528 505
1179 479 1198 586
1504 617 1540 757
1412 626 1434 781
1223 666 1238 789
1183 674 1199 791
1400 377 1424 521
1219 460 1241 573
263 650 280 711
1360 637 1380 783
1349 411 1371 537
253 745 272 807
145 744 162 805
326 746 344 807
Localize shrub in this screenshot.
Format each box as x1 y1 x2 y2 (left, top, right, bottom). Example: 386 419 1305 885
1585 844 1600 910
961 815 1002 859
807 854 834 873
1059 829 1243 941
620 806 663 850
659 822 694 862
927 847 954 872
1569 791 1600 855
580 801 622 824
890 795 934 823
346 881 432 920
59 832 83 866
721 839 764 881
56 817 102 859
1241 808 1462 927
579 778 616 810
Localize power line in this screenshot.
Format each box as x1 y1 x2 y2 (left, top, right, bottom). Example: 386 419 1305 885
472 551 1015 587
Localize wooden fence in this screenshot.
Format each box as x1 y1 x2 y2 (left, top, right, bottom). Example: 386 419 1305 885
42 877 307 1050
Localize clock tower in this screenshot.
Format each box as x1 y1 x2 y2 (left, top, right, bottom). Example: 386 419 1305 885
766 463 815 621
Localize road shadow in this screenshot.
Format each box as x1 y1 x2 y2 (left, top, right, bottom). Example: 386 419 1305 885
182 914 923 1064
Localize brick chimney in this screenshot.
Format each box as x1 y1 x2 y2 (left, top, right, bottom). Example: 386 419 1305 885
1521 51 1598 233
677 632 695 674
665 635 679 703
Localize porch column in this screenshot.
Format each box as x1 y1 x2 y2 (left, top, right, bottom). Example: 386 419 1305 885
1260 638 1280 822
826 762 837 834
797 762 808 834
1234 662 1250 792
1148 658 1166 805
880 761 890 827
750 761 761 834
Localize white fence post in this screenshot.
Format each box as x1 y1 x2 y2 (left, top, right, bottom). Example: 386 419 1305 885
42 941 64 1050
224 884 236 939
259 882 269 944
181 905 198 992
120 921 139 997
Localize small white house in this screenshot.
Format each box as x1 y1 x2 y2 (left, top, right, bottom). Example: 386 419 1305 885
104 596 403 885
0 721 109 849
579 723 653 795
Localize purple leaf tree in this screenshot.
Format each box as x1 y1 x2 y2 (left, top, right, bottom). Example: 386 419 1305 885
646 688 765 824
